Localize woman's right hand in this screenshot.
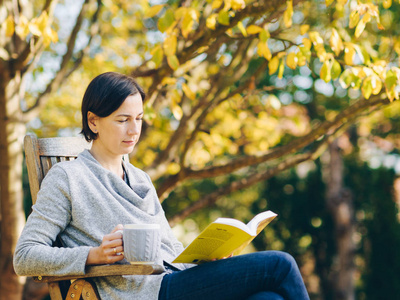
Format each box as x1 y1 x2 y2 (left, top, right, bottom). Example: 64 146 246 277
86 224 125 265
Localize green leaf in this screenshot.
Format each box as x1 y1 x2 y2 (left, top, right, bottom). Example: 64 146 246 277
150 46 163 67
167 55 179 70
320 61 331 82
278 59 285 79
349 10 359 29
339 68 353 89
362 77 373 99
385 70 397 90
331 60 342 80
217 10 230 26
158 9 175 32
145 4 165 18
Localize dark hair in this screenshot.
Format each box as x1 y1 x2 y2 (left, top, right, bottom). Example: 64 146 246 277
80 72 146 142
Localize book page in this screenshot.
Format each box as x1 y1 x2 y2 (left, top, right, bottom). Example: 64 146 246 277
173 223 252 264
247 211 277 235
213 218 251 235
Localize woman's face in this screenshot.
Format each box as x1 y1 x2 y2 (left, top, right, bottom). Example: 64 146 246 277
88 93 143 157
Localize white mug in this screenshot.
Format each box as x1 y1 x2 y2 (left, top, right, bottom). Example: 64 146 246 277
122 224 161 264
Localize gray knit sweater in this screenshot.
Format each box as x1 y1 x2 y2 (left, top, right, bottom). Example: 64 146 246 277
14 149 187 299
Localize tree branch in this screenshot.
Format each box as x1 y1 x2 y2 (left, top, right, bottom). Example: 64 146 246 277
136 0 304 99
13 0 57 72
167 100 378 225
22 0 102 122
158 95 391 200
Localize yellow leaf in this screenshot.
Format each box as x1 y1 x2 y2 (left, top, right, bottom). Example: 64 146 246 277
331 60 342 80
171 103 183 120
257 41 272 60
206 14 218 30
237 21 247 37
330 28 343 56
4 15 15 37
361 77 372 99
247 25 263 34
167 162 181 175
286 52 298 70
174 7 186 19
300 24 310 35
326 0 334 6
182 83 196 100
296 51 306 67
278 59 285 79
269 56 279 75
302 38 312 50
309 31 323 45
394 40 400 55
181 10 195 38
354 19 365 38
344 45 355 65
36 11 48 32
42 27 58 46
371 75 382 95
29 20 42 36
145 4 165 18
167 55 179 70
218 10 230 26
161 77 177 86
258 29 270 42
212 0 224 9
283 0 293 28
320 61 332 82
349 10 360 29
314 44 327 62
231 0 245 10
163 35 177 56
15 15 30 39
383 0 392 8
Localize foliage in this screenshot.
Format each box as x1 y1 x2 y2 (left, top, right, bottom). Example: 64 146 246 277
2 0 400 298
23 0 399 227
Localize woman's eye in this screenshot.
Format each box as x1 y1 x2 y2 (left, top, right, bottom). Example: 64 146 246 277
118 119 128 123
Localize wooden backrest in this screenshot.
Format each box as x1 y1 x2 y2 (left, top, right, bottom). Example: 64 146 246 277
24 134 92 204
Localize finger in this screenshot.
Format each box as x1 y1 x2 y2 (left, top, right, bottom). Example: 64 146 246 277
111 224 124 233
111 246 124 255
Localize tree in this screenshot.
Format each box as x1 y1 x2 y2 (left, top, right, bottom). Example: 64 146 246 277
0 1 103 298
1 0 400 298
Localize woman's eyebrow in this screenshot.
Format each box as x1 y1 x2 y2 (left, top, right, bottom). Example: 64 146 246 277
116 112 144 117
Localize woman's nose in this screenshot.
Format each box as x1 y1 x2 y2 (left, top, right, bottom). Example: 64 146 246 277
128 121 141 135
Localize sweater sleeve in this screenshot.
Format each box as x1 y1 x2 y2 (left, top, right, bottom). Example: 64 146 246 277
13 164 91 277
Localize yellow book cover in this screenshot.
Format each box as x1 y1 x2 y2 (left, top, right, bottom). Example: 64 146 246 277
173 210 277 264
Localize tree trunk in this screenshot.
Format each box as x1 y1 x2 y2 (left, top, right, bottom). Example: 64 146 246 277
323 140 356 300
0 68 26 299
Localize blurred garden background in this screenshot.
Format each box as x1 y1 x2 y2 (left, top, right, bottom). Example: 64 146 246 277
1 0 400 299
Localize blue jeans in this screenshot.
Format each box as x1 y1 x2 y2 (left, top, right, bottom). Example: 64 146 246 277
158 251 309 300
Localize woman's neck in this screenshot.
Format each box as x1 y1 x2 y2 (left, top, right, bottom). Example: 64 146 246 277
89 146 124 179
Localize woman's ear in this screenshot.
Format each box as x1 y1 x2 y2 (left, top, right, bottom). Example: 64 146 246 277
87 111 99 133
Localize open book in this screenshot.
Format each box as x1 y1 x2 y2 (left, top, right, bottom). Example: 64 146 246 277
173 210 277 264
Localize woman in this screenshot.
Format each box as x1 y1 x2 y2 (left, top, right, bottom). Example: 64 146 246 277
14 72 309 300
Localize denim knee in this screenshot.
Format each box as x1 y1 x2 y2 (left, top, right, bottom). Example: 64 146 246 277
269 251 297 267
